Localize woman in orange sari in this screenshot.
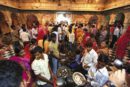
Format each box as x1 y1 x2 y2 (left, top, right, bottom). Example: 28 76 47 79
76 25 84 44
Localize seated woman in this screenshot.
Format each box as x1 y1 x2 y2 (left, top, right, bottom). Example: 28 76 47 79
87 55 109 87
9 41 31 87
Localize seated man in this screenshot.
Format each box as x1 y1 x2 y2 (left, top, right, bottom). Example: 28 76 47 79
81 41 98 71
0 60 23 87
31 46 54 87
87 55 109 87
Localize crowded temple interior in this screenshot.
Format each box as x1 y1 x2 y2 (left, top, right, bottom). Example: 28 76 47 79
0 0 130 87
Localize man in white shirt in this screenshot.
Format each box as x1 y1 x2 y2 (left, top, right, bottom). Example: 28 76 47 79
81 41 98 71
87 55 109 87
31 46 54 87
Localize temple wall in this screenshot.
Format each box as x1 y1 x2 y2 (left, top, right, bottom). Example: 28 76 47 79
0 5 130 34
0 6 104 29
104 8 130 29
18 11 104 26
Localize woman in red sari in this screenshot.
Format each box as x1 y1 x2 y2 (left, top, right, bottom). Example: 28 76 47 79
81 29 90 48
116 26 130 59
34 21 45 41
9 41 32 87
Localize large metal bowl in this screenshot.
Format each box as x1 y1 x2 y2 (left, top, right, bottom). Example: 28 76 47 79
57 66 72 78
56 78 66 87
72 72 87 86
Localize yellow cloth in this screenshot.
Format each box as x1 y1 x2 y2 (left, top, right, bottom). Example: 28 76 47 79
72 26 75 33
44 40 49 54
76 28 84 43
49 41 59 58
38 39 43 48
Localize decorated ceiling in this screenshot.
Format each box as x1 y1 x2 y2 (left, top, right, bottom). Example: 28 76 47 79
0 0 130 11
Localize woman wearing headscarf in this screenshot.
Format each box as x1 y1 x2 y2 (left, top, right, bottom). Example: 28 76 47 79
115 26 130 59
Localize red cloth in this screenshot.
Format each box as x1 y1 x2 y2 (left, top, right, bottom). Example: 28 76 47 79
81 32 90 48
110 26 115 34
44 26 49 35
24 44 31 59
116 26 130 59
37 25 45 41
9 56 30 81
92 41 98 51
53 77 57 87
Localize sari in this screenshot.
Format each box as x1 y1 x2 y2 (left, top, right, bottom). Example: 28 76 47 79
81 32 90 48
116 26 130 59
9 56 31 87
24 44 31 59
76 28 84 44
37 25 45 41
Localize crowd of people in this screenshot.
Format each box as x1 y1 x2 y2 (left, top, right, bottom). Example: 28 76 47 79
0 20 130 87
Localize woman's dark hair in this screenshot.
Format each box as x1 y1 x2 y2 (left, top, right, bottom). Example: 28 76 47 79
31 39 37 45
0 60 23 87
13 41 23 55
